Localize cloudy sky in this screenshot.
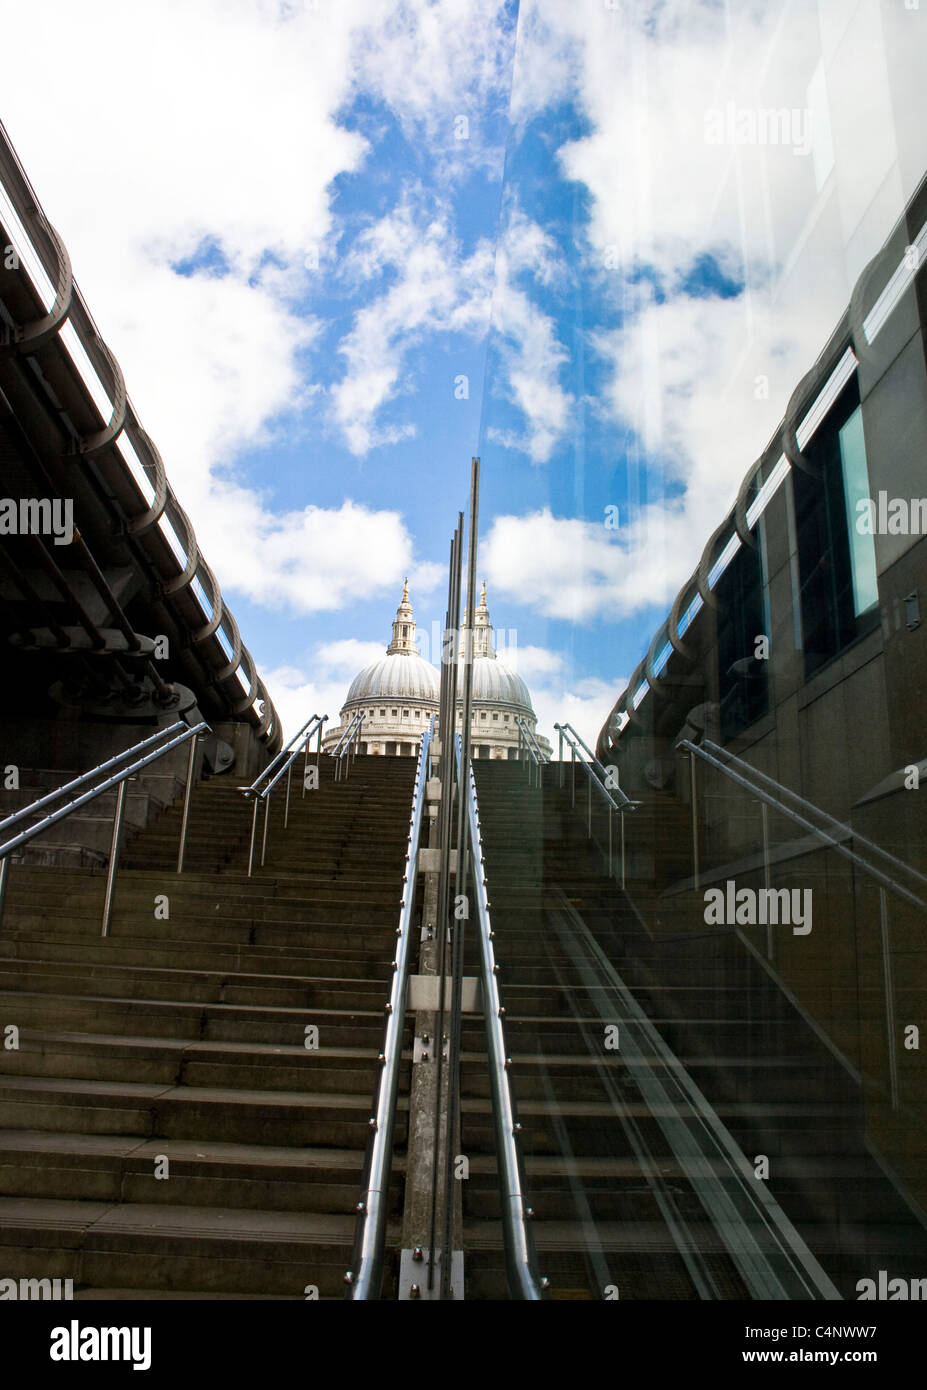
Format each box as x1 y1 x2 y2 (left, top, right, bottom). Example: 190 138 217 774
2 0 925 747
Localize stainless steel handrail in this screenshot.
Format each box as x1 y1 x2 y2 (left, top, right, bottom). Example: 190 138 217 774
348 717 435 1300
561 720 627 796
698 736 927 894
555 722 635 813
332 710 366 781
555 722 637 887
239 712 325 798
678 738 926 912
0 720 188 835
515 715 543 786
679 736 925 1113
239 713 327 876
459 741 545 1300
0 719 209 935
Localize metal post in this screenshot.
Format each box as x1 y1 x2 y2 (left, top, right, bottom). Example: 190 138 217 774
558 727 563 786
101 779 128 937
176 734 198 875
620 811 626 890
689 749 699 890
247 797 259 877
571 745 576 807
760 800 772 961
0 855 9 927
284 761 293 829
608 808 613 879
261 793 271 867
587 775 592 836
879 887 899 1111
442 455 480 1301
302 733 310 798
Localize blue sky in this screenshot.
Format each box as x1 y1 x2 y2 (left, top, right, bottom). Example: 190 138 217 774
3 0 924 747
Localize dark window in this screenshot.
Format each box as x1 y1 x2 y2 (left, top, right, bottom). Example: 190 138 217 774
793 377 879 679
716 539 769 742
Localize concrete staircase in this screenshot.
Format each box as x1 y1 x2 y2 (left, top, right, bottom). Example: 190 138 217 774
0 754 415 1298
463 761 927 1300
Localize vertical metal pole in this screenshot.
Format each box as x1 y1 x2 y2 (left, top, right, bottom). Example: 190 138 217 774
428 518 463 1295
247 797 259 877
302 732 310 798
316 719 323 767
284 761 293 829
571 745 576 807
0 855 9 927
443 456 480 1301
608 808 613 879
587 775 592 836
760 800 772 962
176 733 198 875
261 792 271 867
879 887 899 1111
620 811 626 889
689 749 699 890
101 779 128 937
558 727 563 786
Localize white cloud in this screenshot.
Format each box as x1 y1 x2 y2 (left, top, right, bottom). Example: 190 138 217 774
485 205 573 462
0 0 511 629
493 0 925 632
531 675 619 761
330 194 495 454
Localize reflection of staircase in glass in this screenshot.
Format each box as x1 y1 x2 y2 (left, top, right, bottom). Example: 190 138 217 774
0 756 415 1298
468 758 927 1300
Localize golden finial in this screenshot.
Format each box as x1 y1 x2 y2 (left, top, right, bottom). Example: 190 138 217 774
480 580 486 604
402 577 409 603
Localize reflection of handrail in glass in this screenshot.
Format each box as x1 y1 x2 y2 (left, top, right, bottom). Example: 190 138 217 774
698 737 927 896
679 736 920 1111
549 890 842 1301
348 718 434 1300
459 740 546 1301
678 738 926 912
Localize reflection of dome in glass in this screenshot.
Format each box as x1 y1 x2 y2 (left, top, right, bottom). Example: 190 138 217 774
346 653 439 704
458 582 533 714
468 657 532 711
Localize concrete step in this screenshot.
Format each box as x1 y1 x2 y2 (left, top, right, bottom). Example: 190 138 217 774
0 1195 374 1297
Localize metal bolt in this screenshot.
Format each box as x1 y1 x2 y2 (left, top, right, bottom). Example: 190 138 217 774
412 1247 424 1262
368 1118 378 1130
385 1003 392 1014
356 1201 366 1213
422 1033 430 1044
378 1053 386 1064
498 1007 505 1017
525 1207 535 1219
493 964 500 974
504 1057 512 1068
344 1271 354 1285
513 1122 522 1134
410 1284 420 1299
540 1277 550 1291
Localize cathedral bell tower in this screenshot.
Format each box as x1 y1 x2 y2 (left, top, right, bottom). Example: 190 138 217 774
387 578 418 655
